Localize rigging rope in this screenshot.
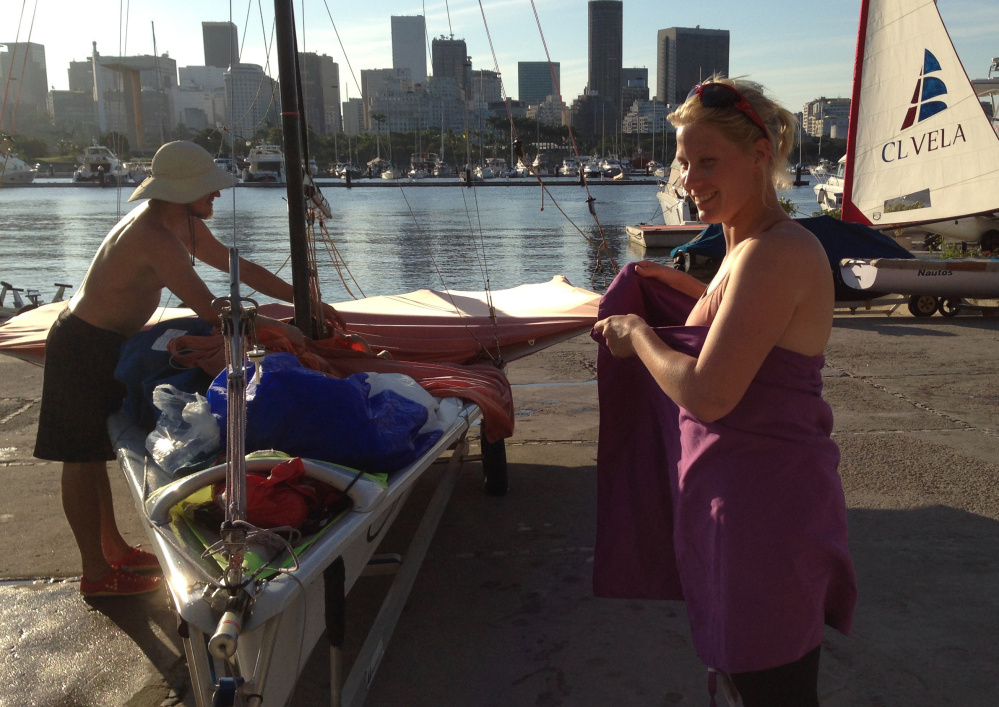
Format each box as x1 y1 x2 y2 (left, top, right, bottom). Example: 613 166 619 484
476 0 619 287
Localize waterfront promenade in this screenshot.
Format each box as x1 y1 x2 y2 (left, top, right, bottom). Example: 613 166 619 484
1 306 997 705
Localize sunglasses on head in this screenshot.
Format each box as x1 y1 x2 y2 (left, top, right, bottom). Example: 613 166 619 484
686 82 768 137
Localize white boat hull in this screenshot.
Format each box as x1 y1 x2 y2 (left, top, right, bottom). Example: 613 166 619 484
0 157 36 184
110 402 481 707
626 224 703 249
840 257 999 298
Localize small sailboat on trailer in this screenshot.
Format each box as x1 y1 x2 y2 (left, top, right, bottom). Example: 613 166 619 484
840 0 999 250
0 4 602 706
837 0 999 313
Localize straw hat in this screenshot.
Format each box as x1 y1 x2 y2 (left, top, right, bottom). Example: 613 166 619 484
128 141 236 203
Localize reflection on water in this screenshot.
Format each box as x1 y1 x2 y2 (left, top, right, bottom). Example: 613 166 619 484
0 182 821 304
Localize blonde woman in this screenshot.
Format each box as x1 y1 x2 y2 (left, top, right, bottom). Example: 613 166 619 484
593 78 856 705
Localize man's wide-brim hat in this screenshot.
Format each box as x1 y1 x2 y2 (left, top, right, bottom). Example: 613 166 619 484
128 141 236 203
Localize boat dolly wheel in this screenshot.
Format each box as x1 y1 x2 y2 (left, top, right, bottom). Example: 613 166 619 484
937 297 962 317
907 294 940 317
481 436 508 496
980 229 999 254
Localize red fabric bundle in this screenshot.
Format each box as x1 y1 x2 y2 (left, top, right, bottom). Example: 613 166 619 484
213 457 343 529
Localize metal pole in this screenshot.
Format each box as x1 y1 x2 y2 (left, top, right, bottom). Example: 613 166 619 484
273 0 312 335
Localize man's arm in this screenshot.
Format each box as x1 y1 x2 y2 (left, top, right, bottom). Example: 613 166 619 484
192 219 346 329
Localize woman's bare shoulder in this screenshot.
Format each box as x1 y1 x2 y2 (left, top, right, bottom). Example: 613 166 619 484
742 219 827 268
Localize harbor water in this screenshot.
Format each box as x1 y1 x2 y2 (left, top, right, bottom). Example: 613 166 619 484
0 180 823 306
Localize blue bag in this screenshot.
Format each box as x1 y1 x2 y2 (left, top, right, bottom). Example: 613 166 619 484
209 353 442 474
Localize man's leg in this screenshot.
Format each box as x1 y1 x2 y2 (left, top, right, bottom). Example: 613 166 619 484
92 460 133 563
62 461 113 582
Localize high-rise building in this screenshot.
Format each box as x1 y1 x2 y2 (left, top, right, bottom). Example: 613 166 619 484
224 63 278 139
299 52 341 135
621 67 650 110
519 61 560 106
342 97 364 136
203 22 240 70
49 90 99 138
656 27 729 105
84 43 177 149
587 1 623 118
803 97 850 138
0 42 48 132
471 69 502 105
431 36 470 100
391 16 427 84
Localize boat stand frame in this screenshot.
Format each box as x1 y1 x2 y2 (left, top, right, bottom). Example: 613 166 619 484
329 434 470 707
174 430 485 707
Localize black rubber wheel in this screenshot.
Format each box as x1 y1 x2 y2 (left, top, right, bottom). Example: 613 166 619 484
481 436 508 496
980 229 999 253
211 689 235 707
908 294 939 317
938 298 961 317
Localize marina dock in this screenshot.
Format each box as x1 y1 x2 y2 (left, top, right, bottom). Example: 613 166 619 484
1 307 998 705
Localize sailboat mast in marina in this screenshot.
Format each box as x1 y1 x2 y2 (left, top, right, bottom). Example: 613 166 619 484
841 0 999 249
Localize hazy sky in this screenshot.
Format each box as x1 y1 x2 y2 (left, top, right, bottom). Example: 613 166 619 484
6 0 998 111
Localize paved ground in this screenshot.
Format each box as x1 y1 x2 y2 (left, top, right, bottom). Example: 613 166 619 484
1 304 998 706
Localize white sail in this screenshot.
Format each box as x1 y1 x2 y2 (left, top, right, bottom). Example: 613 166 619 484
844 0 999 232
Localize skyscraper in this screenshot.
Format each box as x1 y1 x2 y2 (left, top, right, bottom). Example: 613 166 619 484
431 36 470 100
299 53 341 135
587 1 623 117
519 61 560 106
0 42 48 131
203 22 240 70
621 67 649 111
391 16 427 84
656 27 729 105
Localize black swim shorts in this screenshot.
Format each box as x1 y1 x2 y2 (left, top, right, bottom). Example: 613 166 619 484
34 308 127 463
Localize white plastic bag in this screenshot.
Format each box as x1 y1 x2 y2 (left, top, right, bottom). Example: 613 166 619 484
145 384 220 474
364 372 463 436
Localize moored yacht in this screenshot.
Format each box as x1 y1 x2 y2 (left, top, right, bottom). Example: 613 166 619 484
0 152 37 184
242 143 285 183
73 144 122 183
813 156 845 211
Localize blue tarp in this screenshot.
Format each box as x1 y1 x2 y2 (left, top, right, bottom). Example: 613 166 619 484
670 215 915 300
115 317 215 429
208 353 443 474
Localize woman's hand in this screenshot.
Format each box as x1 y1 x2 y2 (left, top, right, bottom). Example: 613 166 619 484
592 314 650 358
634 260 677 284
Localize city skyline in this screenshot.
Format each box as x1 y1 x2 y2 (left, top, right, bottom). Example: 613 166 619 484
5 0 996 113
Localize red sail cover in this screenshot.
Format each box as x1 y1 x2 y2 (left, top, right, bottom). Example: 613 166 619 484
0 277 600 443
0 276 599 367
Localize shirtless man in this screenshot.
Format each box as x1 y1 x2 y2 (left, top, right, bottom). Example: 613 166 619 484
34 140 343 597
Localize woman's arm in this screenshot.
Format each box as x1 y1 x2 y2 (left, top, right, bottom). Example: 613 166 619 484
596 230 825 422
634 260 707 299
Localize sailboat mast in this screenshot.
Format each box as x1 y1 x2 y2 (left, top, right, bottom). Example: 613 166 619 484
273 0 312 335
840 0 871 224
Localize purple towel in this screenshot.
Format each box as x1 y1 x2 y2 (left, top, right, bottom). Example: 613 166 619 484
592 263 856 673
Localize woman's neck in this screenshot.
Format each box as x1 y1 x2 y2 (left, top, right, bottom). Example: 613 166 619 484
722 191 788 248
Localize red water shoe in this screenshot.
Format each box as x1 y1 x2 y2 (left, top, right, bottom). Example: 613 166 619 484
110 546 161 571
80 567 162 597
